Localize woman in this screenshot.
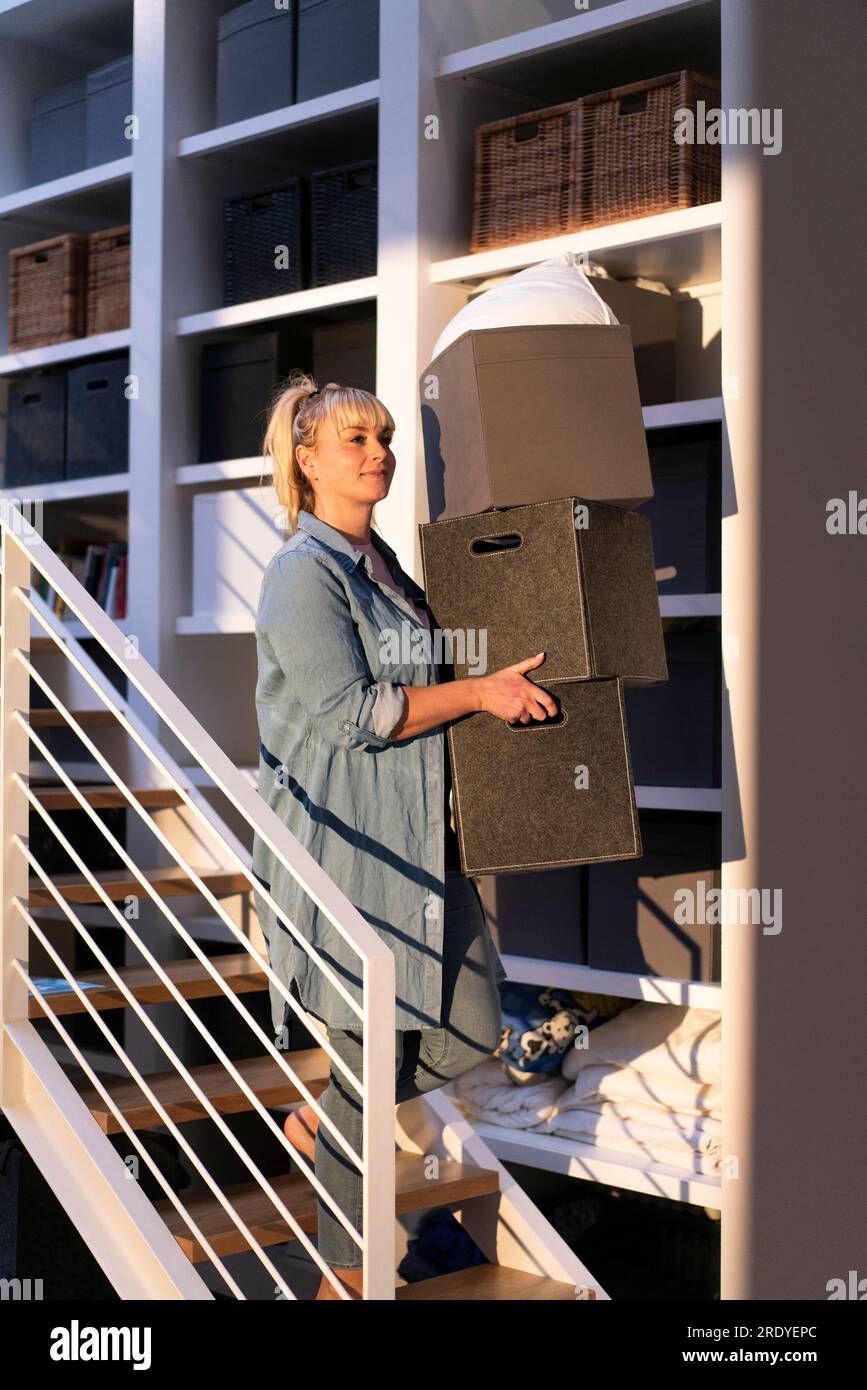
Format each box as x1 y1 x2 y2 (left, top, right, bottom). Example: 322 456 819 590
251 370 557 1299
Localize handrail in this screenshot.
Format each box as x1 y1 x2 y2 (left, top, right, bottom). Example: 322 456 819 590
0 505 397 1299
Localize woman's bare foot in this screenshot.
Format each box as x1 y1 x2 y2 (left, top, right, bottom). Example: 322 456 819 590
315 1265 364 1300
283 1102 319 1164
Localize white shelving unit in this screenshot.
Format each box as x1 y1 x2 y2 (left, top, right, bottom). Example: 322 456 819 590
0 0 724 1221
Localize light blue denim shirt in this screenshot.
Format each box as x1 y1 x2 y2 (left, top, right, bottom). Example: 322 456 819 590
251 508 506 1033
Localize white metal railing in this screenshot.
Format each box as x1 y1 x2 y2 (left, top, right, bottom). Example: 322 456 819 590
0 502 396 1300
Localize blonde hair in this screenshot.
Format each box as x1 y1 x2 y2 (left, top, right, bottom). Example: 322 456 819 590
260 369 396 534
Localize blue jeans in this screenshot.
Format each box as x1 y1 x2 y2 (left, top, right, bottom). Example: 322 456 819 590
314 868 503 1268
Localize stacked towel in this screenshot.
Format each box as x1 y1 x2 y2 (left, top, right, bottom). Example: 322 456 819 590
450 1058 570 1129
536 1004 722 1176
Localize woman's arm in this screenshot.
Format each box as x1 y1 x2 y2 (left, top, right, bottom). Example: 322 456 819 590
390 651 559 741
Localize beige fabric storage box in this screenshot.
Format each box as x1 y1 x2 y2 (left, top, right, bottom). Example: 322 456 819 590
449 676 641 876
419 497 667 686
420 323 653 520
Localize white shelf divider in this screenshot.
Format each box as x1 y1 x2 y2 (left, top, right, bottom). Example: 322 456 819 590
0 155 132 217
643 397 722 429
435 0 714 80
430 204 722 292
0 329 131 376
500 952 721 1010
178 80 379 159
176 277 378 337
465 1121 722 1209
0 473 129 504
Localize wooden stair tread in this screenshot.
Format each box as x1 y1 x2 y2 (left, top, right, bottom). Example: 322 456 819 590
29 636 66 654
396 1264 584 1301
78 1049 330 1133
158 1155 501 1263
29 708 120 727
30 782 182 810
28 863 251 906
28 949 266 1017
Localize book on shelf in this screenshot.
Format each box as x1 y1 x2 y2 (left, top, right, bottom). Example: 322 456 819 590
32 540 128 624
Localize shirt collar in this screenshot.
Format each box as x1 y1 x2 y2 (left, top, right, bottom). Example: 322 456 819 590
296 509 399 569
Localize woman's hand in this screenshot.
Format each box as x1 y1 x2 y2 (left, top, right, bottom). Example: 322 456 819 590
474 651 560 724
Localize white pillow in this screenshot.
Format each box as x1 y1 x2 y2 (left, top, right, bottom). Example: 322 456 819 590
430 252 619 360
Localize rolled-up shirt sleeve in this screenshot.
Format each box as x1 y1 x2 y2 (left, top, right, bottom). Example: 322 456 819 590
258 550 407 751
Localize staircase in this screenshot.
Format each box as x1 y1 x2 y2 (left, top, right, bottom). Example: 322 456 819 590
0 504 606 1301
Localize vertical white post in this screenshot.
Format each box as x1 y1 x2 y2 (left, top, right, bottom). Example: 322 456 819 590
362 947 397 1299
720 0 867 1298
0 521 33 1100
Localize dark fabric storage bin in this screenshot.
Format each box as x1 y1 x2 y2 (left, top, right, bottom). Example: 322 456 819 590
30 78 87 184
419 497 667 686
216 0 295 127
85 54 133 167
587 811 721 981
224 179 306 305
420 325 653 521
310 160 377 287
625 628 720 787
639 425 721 595
450 676 641 876
296 0 379 102
472 866 587 964
4 370 66 488
65 354 129 479
199 328 306 462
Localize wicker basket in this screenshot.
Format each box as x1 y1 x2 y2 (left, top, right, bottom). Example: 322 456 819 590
310 159 378 287
471 101 581 252
8 233 87 352
223 180 306 306
86 224 131 335
471 70 721 252
573 71 721 229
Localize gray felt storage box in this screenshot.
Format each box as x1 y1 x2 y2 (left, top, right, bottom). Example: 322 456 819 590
625 627 720 787
216 0 295 127
65 354 130 479
639 424 721 596
4 370 67 488
420 324 653 521
85 55 133 167
472 866 588 964
296 0 378 103
449 676 641 876
420 497 667 686
199 328 307 463
30 79 87 184
587 812 721 981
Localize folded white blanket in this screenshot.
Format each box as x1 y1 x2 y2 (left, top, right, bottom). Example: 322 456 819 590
562 1061 721 1119
537 1108 723 1177
450 1058 569 1129
563 1003 721 1086
534 1097 721 1154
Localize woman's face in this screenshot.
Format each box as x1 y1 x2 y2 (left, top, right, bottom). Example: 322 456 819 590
300 412 395 508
